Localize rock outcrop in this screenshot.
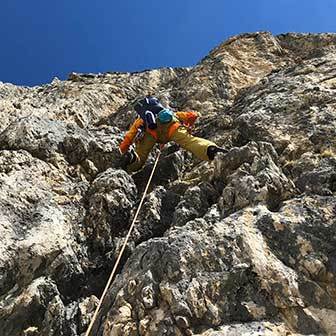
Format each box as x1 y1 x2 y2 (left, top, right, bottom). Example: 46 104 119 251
0 32 335 336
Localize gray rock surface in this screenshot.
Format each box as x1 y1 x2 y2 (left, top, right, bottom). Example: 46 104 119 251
0 32 335 335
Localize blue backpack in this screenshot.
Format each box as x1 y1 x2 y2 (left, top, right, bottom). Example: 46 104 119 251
133 97 174 129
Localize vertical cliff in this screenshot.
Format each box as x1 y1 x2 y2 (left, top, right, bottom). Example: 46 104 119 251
0 32 335 335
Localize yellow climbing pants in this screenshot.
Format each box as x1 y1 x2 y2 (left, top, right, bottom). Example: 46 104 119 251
127 126 217 172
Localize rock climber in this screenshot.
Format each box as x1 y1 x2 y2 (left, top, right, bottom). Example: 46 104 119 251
119 96 227 172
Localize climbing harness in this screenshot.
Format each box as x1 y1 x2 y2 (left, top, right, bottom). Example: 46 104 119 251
84 147 163 336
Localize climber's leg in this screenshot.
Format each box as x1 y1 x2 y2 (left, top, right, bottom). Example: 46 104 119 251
170 126 219 161
127 133 156 172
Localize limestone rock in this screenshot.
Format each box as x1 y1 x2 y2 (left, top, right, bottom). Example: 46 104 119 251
0 32 336 336
84 168 137 253
214 141 296 214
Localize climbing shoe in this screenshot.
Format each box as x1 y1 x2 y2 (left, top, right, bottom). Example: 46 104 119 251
119 149 137 169
207 146 228 160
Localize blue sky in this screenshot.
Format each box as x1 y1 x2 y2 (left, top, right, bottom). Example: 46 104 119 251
0 0 335 86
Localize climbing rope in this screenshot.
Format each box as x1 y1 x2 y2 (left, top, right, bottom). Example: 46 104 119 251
85 148 163 336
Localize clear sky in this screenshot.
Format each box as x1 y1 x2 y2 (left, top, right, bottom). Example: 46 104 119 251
0 0 335 86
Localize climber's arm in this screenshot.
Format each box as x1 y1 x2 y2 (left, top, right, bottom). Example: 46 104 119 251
175 111 199 128
119 118 144 154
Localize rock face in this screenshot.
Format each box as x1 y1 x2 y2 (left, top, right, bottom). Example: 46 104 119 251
0 32 336 336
